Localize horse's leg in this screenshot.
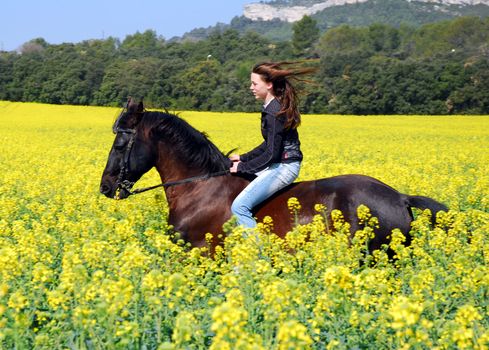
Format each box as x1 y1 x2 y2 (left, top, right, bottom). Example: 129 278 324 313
330 184 414 253
367 202 413 252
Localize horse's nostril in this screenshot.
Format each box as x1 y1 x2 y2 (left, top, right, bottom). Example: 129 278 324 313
100 184 111 195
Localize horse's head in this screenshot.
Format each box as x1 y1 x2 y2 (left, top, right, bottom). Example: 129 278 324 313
100 98 156 199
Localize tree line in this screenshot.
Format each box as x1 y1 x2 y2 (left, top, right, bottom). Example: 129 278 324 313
0 16 488 114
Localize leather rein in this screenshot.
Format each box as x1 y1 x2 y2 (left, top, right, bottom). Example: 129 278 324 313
114 125 230 197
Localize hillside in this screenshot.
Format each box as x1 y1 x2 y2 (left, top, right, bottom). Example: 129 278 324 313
181 0 489 41
244 0 489 22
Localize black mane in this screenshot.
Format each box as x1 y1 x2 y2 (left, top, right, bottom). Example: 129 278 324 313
141 111 230 173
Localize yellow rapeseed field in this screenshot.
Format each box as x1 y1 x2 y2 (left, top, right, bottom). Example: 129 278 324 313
0 101 488 349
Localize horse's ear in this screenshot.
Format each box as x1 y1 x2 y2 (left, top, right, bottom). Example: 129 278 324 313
137 99 144 113
127 97 144 114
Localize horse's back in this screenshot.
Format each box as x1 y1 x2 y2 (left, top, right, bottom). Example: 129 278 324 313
266 174 406 209
255 174 413 243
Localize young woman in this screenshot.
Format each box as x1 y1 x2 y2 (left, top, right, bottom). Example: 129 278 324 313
229 61 314 228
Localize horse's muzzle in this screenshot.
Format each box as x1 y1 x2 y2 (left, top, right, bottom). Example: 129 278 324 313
100 183 114 198
100 179 133 200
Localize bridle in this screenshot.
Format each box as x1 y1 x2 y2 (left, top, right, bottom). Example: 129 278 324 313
113 126 139 196
113 117 230 198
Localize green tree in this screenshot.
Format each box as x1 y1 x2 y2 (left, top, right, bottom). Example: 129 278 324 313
173 60 224 110
317 25 368 55
409 16 489 58
94 57 163 106
2 15 488 114
448 60 489 114
0 52 14 100
146 58 187 109
292 15 320 56
10 45 46 102
120 30 165 58
77 38 119 104
367 23 400 53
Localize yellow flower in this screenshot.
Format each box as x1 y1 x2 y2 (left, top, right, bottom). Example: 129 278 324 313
455 304 482 325
115 320 140 338
287 197 302 212
173 311 198 344
141 270 168 292
1 101 489 348
314 203 326 213
323 266 354 291
32 262 54 284
98 278 134 314
7 291 29 312
389 296 424 330
0 284 8 298
277 320 313 350
47 289 70 310
209 289 261 350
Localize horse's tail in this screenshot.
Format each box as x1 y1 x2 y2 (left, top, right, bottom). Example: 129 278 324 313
405 195 448 224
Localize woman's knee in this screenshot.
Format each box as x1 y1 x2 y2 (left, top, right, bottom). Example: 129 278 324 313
231 199 248 216
230 200 239 215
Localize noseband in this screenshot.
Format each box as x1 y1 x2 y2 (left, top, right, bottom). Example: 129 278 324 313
113 124 229 198
113 126 138 196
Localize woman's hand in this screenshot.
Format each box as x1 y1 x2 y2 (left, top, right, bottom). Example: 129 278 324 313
230 161 240 173
229 154 240 162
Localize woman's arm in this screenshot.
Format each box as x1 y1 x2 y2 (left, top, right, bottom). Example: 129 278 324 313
239 142 266 162
237 113 285 174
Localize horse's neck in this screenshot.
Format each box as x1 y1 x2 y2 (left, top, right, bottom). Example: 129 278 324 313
163 174 249 238
164 174 248 208
154 141 248 211
153 131 227 182
151 126 251 235
154 144 202 183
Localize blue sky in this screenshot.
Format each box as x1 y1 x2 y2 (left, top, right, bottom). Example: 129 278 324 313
0 0 255 51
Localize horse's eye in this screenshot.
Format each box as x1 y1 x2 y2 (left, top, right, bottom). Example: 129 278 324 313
113 137 128 151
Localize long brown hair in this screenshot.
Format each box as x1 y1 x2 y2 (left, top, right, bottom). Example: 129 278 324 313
252 61 316 129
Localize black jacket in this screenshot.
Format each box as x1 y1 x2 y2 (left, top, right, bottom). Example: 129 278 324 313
237 98 303 174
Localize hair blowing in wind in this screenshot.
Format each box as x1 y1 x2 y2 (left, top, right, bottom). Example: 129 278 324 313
252 61 316 129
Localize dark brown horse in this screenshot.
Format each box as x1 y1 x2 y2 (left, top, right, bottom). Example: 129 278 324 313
100 99 447 252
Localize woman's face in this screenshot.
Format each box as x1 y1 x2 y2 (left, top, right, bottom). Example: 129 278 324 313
250 73 272 101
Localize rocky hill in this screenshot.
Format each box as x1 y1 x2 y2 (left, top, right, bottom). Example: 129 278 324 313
181 0 489 41
244 0 489 22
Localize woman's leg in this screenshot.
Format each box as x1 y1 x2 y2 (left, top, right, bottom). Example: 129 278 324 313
231 162 301 228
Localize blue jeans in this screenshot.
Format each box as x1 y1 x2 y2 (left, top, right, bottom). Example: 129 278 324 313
231 162 301 228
